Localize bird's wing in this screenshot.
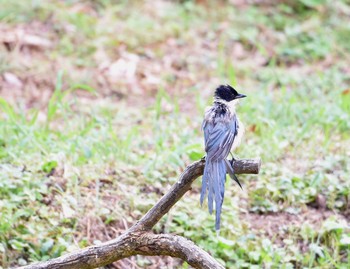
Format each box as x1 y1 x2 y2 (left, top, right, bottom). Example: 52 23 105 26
203 114 238 162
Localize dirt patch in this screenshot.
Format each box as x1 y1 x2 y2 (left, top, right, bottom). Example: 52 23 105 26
243 207 348 246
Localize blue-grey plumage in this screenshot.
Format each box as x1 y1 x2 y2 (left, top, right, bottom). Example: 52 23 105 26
201 85 246 231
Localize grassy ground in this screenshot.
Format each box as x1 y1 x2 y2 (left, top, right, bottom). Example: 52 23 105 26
0 0 350 268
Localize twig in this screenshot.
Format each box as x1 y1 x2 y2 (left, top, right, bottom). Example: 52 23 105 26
18 158 261 269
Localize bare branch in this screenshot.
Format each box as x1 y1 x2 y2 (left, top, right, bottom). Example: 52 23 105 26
19 232 224 269
18 158 261 269
132 158 261 231
134 233 224 269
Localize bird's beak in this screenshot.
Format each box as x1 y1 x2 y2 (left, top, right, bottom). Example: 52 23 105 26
236 93 247 99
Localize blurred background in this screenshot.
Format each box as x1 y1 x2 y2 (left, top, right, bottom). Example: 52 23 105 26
0 0 349 268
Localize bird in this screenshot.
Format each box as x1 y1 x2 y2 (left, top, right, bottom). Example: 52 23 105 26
200 84 246 231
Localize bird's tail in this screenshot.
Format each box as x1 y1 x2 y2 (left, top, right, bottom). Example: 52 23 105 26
200 158 226 231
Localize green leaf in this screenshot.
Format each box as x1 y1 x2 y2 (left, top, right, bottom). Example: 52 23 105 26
322 219 347 233
299 0 326 8
340 234 350 246
0 243 5 253
41 161 58 174
9 239 29 251
0 97 19 122
41 239 54 254
309 243 324 258
188 150 203 161
67 84 96 95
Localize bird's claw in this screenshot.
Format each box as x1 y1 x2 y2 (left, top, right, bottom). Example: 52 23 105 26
229 152 238 166
229 157 238 166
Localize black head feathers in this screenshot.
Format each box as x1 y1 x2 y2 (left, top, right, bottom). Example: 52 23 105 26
214 85 246 102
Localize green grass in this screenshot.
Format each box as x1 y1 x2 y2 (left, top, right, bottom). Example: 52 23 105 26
1 0 350 268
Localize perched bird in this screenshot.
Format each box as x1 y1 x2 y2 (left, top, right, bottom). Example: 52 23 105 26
201 85 246 231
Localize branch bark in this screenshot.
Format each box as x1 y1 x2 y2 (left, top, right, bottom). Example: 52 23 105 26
19 158 261 269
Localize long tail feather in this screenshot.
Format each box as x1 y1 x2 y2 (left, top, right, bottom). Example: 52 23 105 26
214 161 226 231
201 158 227 231
200 161 209 206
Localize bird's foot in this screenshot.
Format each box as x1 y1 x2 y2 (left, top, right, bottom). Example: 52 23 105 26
229 154 239 166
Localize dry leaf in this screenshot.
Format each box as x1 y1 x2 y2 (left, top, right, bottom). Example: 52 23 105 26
0 28 52 48
3 72 23 88
105 53 139 84
342 89 350 95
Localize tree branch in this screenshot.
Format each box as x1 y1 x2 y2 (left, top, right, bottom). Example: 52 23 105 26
132 158 260 231
134 233 225 269
19 158 261 269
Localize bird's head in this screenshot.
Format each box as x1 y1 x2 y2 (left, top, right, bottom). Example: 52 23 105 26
214 85 246 102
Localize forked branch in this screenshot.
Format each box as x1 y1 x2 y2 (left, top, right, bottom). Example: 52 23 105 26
19 158 261 269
